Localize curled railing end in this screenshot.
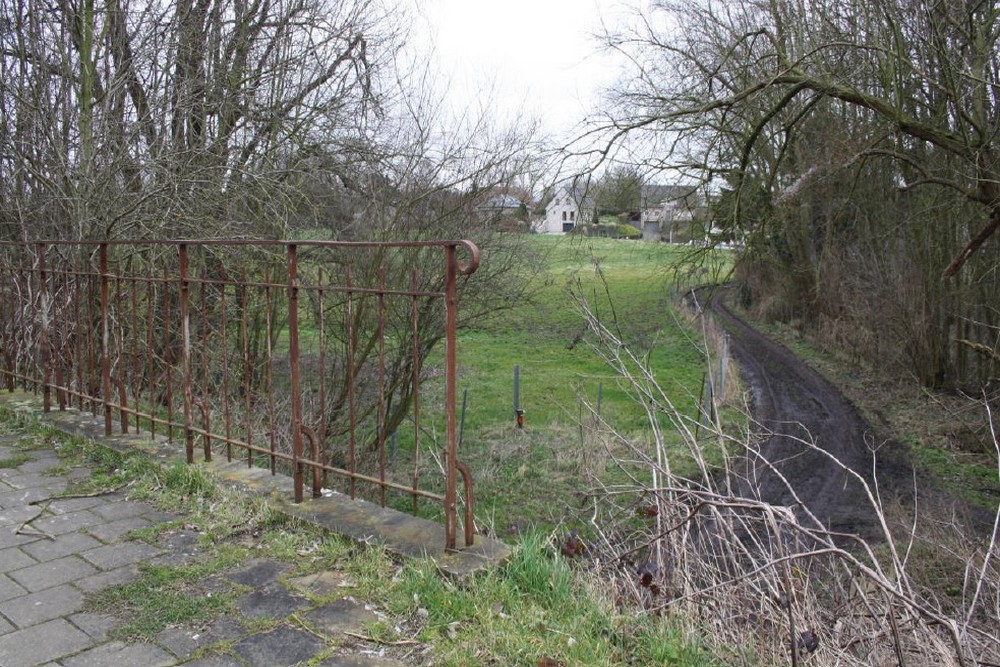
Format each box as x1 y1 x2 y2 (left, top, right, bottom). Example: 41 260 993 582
456 240 480 276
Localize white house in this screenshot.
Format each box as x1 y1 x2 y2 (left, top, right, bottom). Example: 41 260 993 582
537 185 593 234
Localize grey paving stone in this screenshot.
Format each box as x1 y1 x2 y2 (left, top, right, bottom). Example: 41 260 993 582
74 563 141 594
66 466 93 481
195 576 235 597
155 618 244 659
44 478 69 492
0 526 48 550
176 655 246 667
3 472 64 490
9 555 98 592
147 551 197 568
0 583 84 627
60 640 175 667
0 546 37 573
0 505 44 527
287 571 354 598
225 560 288 588
46 496 109 515
142 510 180 524
235 584 310 620
156 529 202 554
86 516 152 543
0 572 27 602
0 399 441 667
232 625 327 667
90 500 156 522
81 541 162 570
0 617 92 666
68 612 122 641
304 598 378 636
0 488 52 508
16 457 62 474
26 509 103 537
146 530 202 567
21 531 102 562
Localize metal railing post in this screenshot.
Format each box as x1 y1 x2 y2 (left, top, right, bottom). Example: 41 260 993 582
444 244 459 550
410 269 421 516
55 266 67 410
37 243 50 412
287 244 305 503
178 243 194 463
0 259 13 392
346 267 357 499
446 241 480 549
99 243 112 436
377 266 387 507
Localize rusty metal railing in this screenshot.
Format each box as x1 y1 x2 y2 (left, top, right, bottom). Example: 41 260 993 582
0 239 479 549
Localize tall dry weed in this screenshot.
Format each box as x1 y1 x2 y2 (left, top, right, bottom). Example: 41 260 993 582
573 296 1000 666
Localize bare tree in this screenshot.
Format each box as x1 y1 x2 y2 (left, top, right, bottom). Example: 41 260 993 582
591 0 1000 270
0 0 398 240
584 0 1000 388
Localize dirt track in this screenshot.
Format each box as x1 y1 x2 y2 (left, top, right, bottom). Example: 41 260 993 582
702 287 915 538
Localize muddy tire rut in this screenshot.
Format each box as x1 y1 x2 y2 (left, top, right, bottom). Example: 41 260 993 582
703 287 918 538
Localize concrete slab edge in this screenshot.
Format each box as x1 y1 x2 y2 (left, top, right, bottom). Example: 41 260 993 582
0 390 510 578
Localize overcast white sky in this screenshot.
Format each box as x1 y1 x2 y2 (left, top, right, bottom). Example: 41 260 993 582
409 0 638 142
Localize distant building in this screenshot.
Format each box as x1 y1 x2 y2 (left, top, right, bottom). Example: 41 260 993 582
476 193 524 215
639 184 700 242
472 191 531 228
538 183 594 234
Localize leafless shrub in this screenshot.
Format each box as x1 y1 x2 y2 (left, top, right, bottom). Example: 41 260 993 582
574 299 1000 666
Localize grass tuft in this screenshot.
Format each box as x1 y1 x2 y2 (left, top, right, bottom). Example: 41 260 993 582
158 461 218 499
87 562 235 640
0 452 29 468
385 532 716 666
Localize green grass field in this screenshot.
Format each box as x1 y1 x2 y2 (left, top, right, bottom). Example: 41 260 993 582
459 236 720 428
419 235 730 535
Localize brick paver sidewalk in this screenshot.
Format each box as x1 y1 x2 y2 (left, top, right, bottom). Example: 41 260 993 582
0 431 411 667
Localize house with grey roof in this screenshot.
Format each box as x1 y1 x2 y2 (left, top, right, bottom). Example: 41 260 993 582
537 183 594 234
477 193 524 214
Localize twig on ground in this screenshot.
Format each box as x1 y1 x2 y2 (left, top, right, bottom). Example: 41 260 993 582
343 631 421 646
13 507 52 539
28 483 128 505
